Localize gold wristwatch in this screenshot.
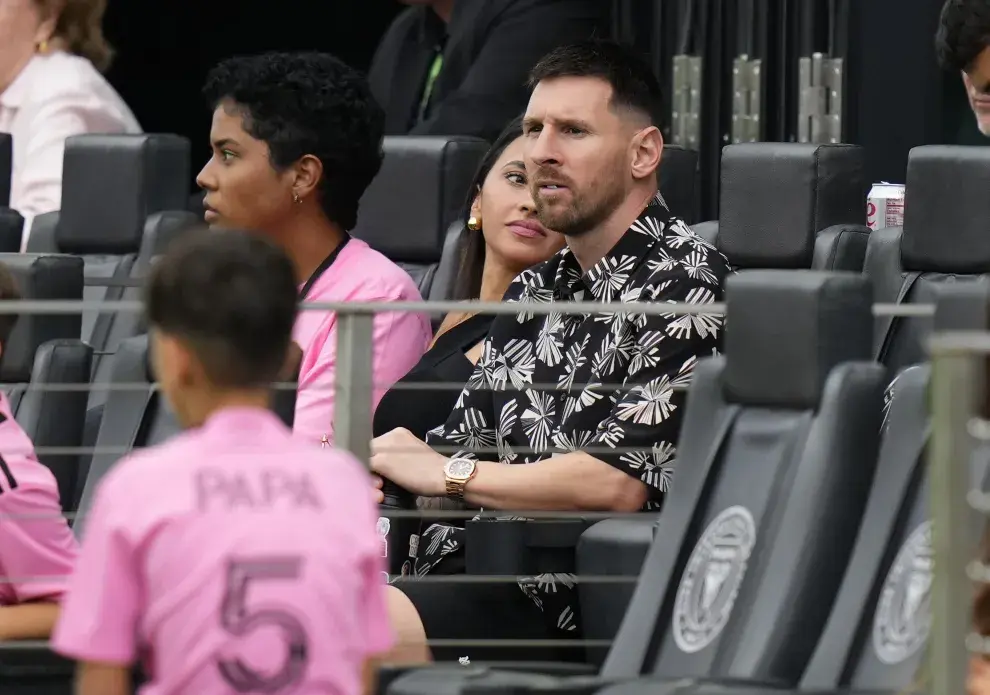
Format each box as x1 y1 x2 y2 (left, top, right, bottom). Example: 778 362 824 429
444 457 478 501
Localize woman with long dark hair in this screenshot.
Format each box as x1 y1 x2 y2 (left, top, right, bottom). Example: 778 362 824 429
372 116 564 441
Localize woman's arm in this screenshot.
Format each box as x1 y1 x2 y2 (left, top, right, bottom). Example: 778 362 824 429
0 602 60 641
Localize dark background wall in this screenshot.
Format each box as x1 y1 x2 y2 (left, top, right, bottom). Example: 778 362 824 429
100 0 404 186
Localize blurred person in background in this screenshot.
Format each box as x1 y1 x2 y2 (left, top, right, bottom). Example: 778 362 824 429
373 115 565 576
197 52 432 446
52 230 391 695
0 0 141 248
937 0 990 137
369 0 607 144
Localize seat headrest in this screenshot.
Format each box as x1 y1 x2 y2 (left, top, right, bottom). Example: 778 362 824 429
901 146 990 274
0 254 84 383
0 133 10 207
659 145 698 223
56 134 191 255
723 269 873 409
352 136 488 264
933 278 990 331
718 143 868 268
0 208 23 253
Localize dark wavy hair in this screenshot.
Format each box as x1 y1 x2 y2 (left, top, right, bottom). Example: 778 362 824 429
202 52 385 231
450 116 525 300
936 0 990 72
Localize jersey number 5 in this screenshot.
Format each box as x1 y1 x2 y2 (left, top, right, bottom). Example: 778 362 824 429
217 557 310 693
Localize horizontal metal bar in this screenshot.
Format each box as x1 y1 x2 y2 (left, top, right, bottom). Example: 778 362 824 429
0 573 638 585
0 299 937 318
35 508 655 522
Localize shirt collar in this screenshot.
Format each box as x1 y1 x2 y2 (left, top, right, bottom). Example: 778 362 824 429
416 4 449 45
552 192 674 301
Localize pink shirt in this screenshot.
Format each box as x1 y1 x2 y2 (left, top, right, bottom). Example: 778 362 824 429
293 237 432 445
0 51 142 249
52 407 392 695
0 392 76 604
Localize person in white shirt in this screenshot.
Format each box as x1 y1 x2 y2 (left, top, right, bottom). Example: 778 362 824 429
0 0 141 248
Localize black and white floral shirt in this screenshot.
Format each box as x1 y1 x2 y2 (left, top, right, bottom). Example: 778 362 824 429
416 193 731 635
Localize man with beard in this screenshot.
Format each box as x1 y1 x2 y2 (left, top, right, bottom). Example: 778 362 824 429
937 0 990 138
368 39 731 665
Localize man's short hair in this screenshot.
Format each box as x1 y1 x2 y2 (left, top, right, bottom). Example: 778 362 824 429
528 39 665 127
936 0 990 72
203 51 385 231
145 229 299 390
0 263 20 355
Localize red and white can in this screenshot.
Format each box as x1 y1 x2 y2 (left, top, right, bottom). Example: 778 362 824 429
867 182 906 230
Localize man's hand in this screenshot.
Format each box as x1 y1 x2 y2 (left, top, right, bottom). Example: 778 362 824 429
370 428 448 502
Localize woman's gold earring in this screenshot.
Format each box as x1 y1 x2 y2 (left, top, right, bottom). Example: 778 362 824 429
37 40 48 53
467 216 481 231
292 191 301 204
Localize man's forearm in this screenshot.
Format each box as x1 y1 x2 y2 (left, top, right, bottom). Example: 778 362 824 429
463 453 647 512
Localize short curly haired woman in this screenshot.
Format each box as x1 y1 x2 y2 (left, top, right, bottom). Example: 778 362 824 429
0 0 141 247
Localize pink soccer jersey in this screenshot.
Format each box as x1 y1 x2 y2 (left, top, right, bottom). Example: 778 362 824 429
0 392 77 605
293 237 432 446
52 407 393 695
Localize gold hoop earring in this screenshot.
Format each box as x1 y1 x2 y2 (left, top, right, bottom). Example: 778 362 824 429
467 215 481 231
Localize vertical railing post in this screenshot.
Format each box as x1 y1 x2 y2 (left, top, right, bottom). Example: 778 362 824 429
334 311 375 467
930 334 981 695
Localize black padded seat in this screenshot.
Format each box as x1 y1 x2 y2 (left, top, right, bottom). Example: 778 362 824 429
866 145 990 378
387 270 887 695
351 136 488 297
0 253 91 510
0 132 10 206
23 135 198 417
693 143 871 272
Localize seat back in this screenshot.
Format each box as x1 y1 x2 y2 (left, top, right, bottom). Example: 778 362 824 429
603 270 885 685
74 334 298 534
867 146 990 378
351 136 488 297
0 254 88 506
0 132 10 206
800 279 990 691
0 208 23 252
24 134 193 400
707 143 871 272
659 145 699 224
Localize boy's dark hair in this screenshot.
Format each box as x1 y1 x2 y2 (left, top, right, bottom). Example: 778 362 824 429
936 0 990 72
528 39 665 128
0 263 20 355
145 229 298 389
203 51 385 231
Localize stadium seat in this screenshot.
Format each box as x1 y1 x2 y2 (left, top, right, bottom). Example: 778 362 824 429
0 207 23 252
22 134 197 397
73 334 299 531
387 270 887 695
0 254 90 507
351 136 489 297
659 144 699 224
868 145 990 377
695 144 871 273
0 132 10 206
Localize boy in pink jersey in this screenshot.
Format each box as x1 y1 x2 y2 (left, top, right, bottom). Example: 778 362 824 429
52 230 392 695
0 264 77 638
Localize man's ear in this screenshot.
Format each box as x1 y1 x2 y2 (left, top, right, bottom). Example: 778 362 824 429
630 126 663 182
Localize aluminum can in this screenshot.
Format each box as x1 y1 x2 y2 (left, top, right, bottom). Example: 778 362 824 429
867 182 906 230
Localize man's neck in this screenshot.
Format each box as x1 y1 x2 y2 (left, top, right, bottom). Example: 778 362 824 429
566 187 657 273
429 0 455 23
278 214 348 286
182 390 272 430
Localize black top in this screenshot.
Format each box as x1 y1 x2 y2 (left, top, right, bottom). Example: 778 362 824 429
367 0 607 143
373 313 494 439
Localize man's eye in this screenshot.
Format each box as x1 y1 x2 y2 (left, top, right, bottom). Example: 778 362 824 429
221 150 235 161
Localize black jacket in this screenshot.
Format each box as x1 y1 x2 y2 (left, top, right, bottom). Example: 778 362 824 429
368 0 607 143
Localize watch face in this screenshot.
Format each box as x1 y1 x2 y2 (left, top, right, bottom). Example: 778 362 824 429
447 458 475 480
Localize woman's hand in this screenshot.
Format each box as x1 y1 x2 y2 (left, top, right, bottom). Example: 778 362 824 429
369 428 448 503
970 656 990 695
